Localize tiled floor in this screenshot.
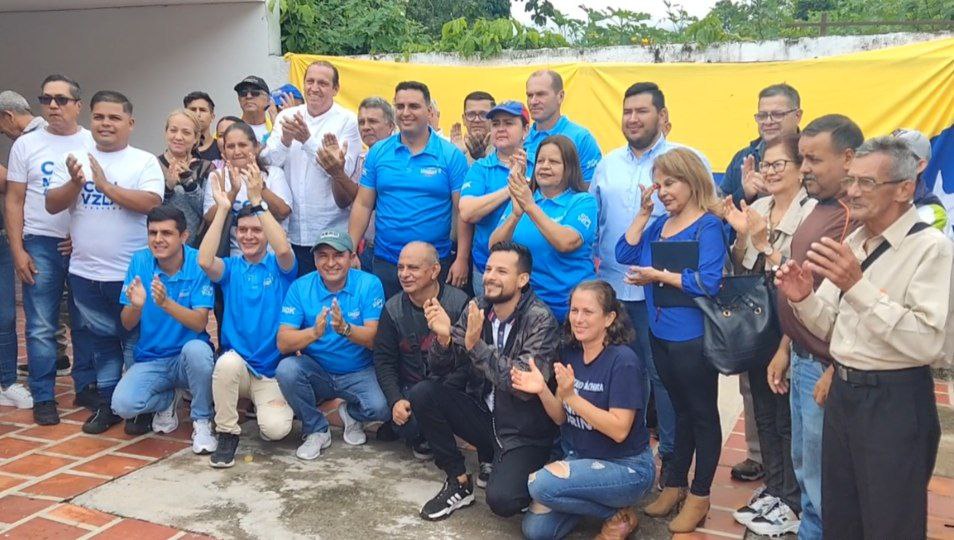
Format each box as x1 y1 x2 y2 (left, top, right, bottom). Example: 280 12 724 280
2 306 954 539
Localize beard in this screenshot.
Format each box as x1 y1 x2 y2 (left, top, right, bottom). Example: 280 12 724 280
484 284 517 304
625 124 660 152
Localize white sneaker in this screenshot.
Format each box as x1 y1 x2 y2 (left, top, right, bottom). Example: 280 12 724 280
338 402 366 445
733 486 776 525
747 499 800 537
296 431 332 460
0 383 34 409
192 419 217 454
152 390 180 434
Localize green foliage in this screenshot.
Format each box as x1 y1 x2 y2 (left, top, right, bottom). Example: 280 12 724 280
407 0 511 37
435 17 567 58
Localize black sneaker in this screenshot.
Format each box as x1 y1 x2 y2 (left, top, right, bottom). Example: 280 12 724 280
412 439 433 461
476 462 493 489
210 433 240 468
420 474 475 521
55 356 71 377
82 405 122 434
17 363 28 374
124 413 154 436
73 385 101 411
375 421 399 442
33 400 60 426
731 458 765 482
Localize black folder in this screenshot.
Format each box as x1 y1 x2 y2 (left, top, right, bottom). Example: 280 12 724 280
650 241 699 308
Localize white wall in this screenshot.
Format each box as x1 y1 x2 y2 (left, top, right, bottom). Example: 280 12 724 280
0 1 286 158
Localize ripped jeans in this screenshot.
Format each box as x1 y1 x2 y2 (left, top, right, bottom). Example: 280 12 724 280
522 446 656 540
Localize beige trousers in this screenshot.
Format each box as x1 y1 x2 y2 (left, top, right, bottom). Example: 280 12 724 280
212 351 293 440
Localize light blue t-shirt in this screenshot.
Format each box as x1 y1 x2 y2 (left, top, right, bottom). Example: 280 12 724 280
461 152 512 271
279 269 385 374
360 128 469 264
121 246 214 361
499 189 598 321
525 116 602 181
216 253 298 377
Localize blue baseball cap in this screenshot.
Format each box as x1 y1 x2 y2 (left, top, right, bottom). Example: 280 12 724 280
271 84 303 107
486 100 530 124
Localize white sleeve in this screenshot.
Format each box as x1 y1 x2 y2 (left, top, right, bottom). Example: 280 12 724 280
6 138 28 183
202 174 215 214
138 155 166 199
265 166 293 205
261 109 291 167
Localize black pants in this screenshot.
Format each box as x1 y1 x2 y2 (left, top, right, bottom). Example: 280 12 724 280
650 335 721 496
748 362 799 511
291 244 316 277
374 256 453 300
408 379 495 479
486 445 551 517
822 365 939 540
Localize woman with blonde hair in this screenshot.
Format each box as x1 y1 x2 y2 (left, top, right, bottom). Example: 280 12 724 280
158 109 214 244
614 147 726 533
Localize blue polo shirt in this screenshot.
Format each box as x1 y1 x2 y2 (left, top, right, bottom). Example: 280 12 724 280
215 253 298 377
279 269 385 374
499 189 597 321
360 128 469 264
121 246 214 362
461 152 511 271
525 116 602 181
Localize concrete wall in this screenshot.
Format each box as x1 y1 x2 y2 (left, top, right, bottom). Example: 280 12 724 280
0 1 286 158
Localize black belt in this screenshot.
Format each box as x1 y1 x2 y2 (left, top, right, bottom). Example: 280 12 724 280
834 362 930 387
791 341 832 363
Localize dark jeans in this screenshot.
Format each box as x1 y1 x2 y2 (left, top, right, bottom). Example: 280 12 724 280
69 275 128 403
749 362 799 511
822 365 939 540
291 244 316 277
408 379 495 479
0 233 16 389
486 445 552 517
650 335 721 496
373 256 452 302
622 300 675 460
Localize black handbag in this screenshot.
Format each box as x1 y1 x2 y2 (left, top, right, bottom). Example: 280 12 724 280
692 270 781 375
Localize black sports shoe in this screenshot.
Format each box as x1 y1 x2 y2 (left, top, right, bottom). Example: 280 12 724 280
124 413 154 436
210 433 240 468
55 356 71 377
412 439 433 461
420 474 475 521
731 458 765 482
476 462 493 489
375 421 400 442
82 405 122 434
73 385 101 411
33 400 60 426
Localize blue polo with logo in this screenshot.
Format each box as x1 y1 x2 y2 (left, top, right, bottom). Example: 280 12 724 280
461 152 512 271
524 115 602 181
279 269 385 374
498 189 597 320
360 128 469 263
121 246 214 361
216 253 298 377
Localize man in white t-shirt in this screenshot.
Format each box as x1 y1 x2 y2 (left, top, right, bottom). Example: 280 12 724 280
261 61 362 276
4 77 98 425
45 90 164 435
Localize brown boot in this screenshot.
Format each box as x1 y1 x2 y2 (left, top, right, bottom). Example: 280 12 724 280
668 493 710 533
643 487 686 517
595 507 638 540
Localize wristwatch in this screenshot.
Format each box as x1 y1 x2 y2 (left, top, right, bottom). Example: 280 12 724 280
249 200 269 214
340 322 353 337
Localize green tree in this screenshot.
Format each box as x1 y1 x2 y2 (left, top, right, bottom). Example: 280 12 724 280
407 0 512 37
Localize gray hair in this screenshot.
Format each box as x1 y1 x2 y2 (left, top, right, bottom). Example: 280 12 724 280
758 83 800 109
0 91 31 115
358 96 395 126
429 98 439 113
855 136 919 183
402 241 439 265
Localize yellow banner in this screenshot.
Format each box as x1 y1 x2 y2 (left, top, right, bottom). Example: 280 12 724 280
287 37 954 173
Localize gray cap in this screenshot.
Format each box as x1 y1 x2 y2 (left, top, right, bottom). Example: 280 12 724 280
311 229 354 253
0 91 30 113
892 128 932 162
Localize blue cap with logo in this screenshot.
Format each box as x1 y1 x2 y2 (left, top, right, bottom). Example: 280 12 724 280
487 100 530 124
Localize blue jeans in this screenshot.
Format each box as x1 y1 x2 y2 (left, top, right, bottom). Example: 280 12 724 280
472 264 485 298
790 349 825 540
522 447 656 540
275 356 389 436
111 339 214 420
623 300 675 460
69 275 128 403
0 233 16 389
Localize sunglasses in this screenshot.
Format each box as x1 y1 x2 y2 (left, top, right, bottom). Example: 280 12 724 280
38 95 77 106
238 89 264 98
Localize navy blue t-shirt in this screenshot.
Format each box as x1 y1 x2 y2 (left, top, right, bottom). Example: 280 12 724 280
562 344 649 460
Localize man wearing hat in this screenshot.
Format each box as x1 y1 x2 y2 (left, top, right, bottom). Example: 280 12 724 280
275 228 389 460
891 128 950 236
459 100 530 296
234 75 271 143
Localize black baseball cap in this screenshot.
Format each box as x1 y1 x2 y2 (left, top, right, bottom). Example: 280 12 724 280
234 76 269 94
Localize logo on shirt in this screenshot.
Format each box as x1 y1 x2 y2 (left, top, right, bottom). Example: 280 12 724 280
461 181 472 191
372 297 384 309
348 309 360 319
577 213 592 229
80 181 116 209
201 285 214 297
263 275 274 287
40 161 54 193
420 166 441 177
281 306 296 315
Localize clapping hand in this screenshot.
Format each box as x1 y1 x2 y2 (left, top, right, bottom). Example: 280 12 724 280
423 298 452 342
463 301 484 352
553 362 576 400
465 132 491 159
316 133 348 177
805 237 862 292
126 276 147 308
774 260 814 302
741 155 766 199
312 307 330 339
722 196 748 234
280 112 310 145
244 161 264 205
66 154 86 187
330 298 348 334
510 357 546 395
150 276 168 307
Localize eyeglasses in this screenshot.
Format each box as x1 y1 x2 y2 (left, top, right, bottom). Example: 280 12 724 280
758 159 794 174
238 89 264 98
754 109 797 123
38 95 77 106
840 176 908 192
464 111 488 121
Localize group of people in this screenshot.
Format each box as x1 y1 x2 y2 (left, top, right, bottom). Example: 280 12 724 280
0 62 950 540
